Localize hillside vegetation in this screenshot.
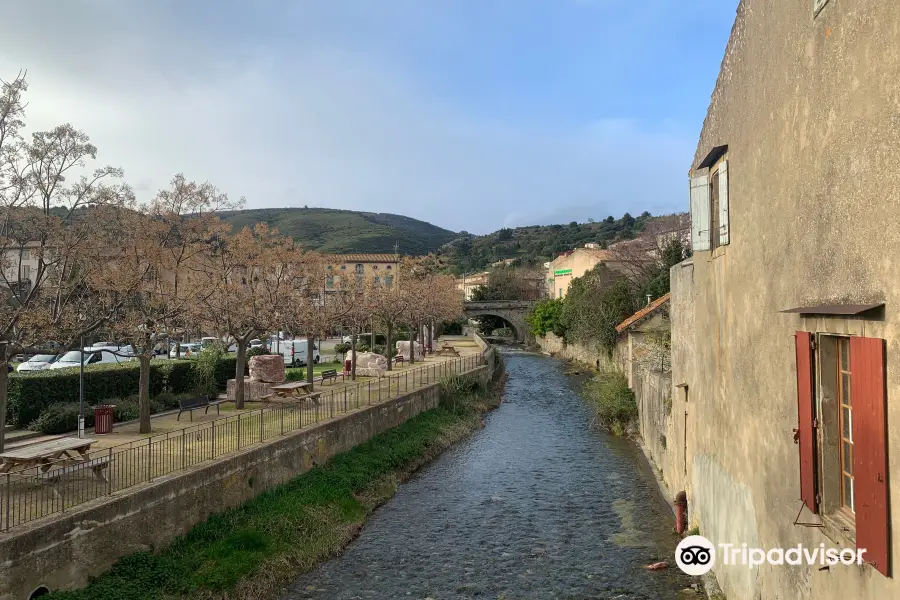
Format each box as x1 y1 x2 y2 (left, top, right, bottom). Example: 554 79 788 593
217 208 458 256
442 212 656 274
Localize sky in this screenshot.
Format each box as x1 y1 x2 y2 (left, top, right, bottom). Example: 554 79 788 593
1 1 738 234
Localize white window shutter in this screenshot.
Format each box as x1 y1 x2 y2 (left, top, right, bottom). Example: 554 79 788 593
690 174 710 252
718 160 730 245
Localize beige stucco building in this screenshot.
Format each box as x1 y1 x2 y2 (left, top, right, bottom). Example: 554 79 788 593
546 245 636 299
668 2 900 599
323 253 400 290
455 271 490 301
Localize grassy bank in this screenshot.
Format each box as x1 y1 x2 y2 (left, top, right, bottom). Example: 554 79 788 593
580 368 637 436
47 369 503 600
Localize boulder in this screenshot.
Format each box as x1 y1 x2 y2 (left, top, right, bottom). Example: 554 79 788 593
226 378 273 402
249 354 285 383
395 340 424 361
355 352 387 369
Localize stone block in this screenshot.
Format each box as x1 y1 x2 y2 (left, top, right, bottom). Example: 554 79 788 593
249 354 285 383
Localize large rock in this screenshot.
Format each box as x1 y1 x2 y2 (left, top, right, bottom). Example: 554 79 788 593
395 340 424 361
354 352 387 377
226 378 273 402
356 352 387 369
249 354 285 383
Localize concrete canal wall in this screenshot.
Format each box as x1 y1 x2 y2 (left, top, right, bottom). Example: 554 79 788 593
0 365 491 600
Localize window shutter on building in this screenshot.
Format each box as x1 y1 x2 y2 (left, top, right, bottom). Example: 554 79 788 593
690 174 710 252
795 331 817 513
850 336 890 577
718 160 730 245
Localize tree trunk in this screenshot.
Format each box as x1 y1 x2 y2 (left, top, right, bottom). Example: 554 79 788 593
428 321 434 352
370 322 375 350
138 354 152 434
386 323 393 371
235 340 247 409
409 324 415 365
351 332 357 381
306 336 315 387
0 343 7 453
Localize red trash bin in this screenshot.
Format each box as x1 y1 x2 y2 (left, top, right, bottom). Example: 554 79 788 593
94 404 116 434
344 359 352 374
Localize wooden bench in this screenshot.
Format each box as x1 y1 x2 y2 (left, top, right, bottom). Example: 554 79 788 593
393 355 405 365
35 456 111 497
177 395 223 421
320 369 341 384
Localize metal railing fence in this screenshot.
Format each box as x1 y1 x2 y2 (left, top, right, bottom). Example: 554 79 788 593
1 353 481 532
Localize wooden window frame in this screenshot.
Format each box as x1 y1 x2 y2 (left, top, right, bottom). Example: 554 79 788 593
837 337 855 516
709 168 720 251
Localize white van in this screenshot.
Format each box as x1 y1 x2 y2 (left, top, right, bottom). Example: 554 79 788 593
47 349 135 370
280 339 320 367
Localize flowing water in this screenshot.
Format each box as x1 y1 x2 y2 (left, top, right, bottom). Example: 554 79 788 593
282 350 694 599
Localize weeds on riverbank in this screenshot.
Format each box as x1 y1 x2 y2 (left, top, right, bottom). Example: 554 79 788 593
584 369 637 436
47 372 503 600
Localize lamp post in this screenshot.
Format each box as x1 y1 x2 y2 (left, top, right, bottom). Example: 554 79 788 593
78 314 85 439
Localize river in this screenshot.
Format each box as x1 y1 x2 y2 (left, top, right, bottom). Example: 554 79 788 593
282 349 694 599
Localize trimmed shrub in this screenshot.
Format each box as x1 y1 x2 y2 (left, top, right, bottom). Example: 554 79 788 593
7 357 244 427
29 402 90 434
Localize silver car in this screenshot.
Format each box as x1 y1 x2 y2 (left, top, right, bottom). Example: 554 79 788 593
16 354 59 372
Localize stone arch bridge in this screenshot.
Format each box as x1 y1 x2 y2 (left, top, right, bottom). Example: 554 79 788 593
462 300 536 342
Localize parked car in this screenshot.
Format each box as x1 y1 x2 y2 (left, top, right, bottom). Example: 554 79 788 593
16 354 59 372
46 349 135 370
279 339 320 367
341 333 370 344
169 343 201 358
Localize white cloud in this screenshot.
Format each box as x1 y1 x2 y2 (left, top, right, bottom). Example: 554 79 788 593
0 1 695 234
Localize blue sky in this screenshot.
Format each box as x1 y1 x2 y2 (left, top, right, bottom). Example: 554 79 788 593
1 0 738 234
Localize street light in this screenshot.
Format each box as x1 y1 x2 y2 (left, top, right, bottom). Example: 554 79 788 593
78 314 85 439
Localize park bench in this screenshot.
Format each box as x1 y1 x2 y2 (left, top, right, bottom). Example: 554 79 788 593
177 394 223 422
393 355 405 365
320 369 341 384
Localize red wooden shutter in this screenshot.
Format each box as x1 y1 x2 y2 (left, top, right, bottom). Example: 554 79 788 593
850 336 890 577
795 331 817 513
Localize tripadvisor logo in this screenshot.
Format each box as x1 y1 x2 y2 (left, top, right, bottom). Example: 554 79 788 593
676 535 716 576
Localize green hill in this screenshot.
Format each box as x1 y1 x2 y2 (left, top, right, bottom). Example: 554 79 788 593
217 208 458 256
440 212 687 274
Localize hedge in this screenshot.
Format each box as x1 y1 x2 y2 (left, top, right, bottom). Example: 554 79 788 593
7 357 248 428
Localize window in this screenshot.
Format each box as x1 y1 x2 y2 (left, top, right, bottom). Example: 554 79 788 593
374 276 381 286
21 250 29 261
558 288 562 299
21 265 30 280
689 153 729 252
355 264 364 274
794 332 889 576
326 275 334 289
384 275 393 287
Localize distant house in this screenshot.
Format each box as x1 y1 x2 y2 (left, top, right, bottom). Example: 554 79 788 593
546 244 650 299
615 293 671 387
455 271 490 301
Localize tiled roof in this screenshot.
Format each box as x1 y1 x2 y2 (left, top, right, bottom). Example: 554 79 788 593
616 293 671 333
326 253 400 263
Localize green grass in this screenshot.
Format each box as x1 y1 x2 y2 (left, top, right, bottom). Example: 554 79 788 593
47 375 499 600
583 369 637 436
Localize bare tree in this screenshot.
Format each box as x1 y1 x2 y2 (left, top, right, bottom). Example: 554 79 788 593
193 224 289 408
104 176 238 432
0 72 138 449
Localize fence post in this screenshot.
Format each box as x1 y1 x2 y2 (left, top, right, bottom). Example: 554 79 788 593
147 438 152 482
107 448 113 495
182 430 186 470
211 420 216 458
259 408 264 442
4 473 9 531
237 412 242 450
281 406 284 435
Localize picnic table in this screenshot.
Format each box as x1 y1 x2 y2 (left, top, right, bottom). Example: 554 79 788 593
269 381 312 399
0 437 101 475
434 344 460 357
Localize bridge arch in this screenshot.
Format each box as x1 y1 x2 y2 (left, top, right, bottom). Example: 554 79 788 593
462 301 535 343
